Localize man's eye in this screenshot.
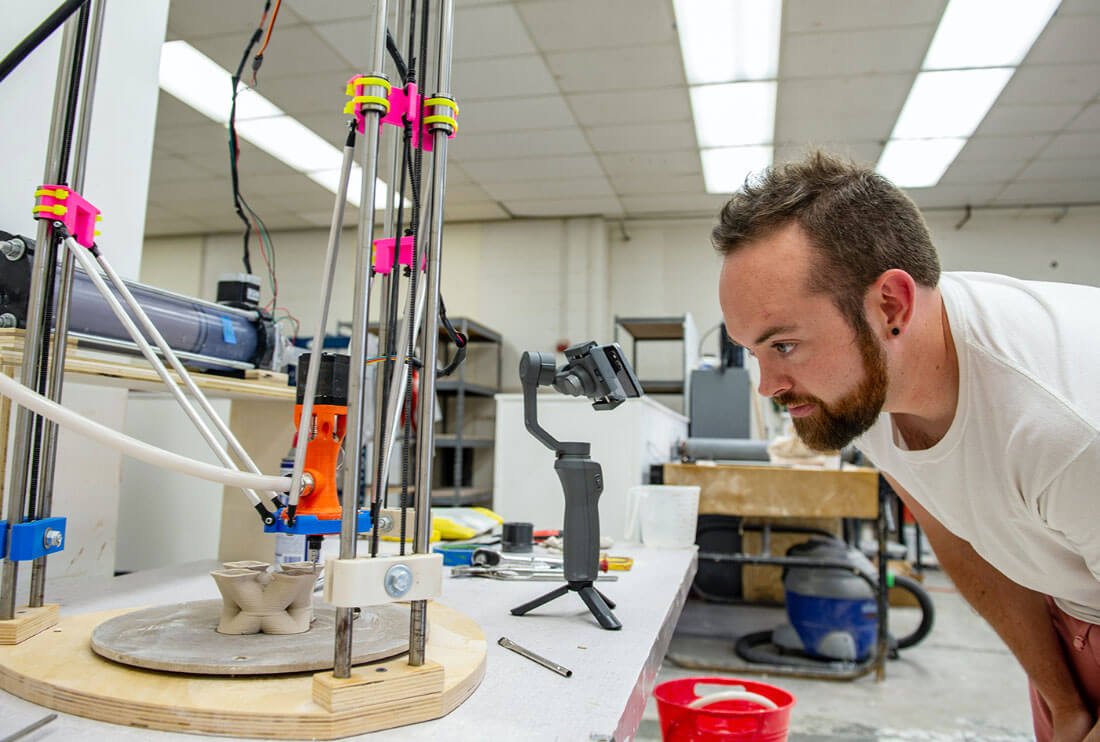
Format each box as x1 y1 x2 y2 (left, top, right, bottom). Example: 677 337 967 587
773 342 796 355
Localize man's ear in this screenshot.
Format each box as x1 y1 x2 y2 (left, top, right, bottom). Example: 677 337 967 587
866 269 916 338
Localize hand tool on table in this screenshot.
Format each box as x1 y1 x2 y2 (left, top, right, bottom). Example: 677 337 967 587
451 566 618 581
498 636 572 678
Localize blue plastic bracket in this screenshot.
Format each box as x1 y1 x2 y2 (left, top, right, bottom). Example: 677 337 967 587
7 517 67 561
0 520 8 559
263 510 372 536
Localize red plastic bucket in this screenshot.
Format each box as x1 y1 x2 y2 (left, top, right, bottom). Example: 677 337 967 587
653 677 796 742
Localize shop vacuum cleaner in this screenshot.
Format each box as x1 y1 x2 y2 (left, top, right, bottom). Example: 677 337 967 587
735 538 935 670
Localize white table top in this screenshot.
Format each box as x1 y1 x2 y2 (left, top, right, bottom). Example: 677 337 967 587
1 543 697 742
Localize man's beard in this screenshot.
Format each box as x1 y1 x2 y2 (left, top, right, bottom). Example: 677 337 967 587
776 319 888 452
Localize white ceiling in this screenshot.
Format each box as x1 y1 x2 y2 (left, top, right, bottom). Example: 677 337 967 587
147 0 1100 236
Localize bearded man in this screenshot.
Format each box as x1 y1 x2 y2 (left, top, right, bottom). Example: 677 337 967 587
715 152 1100 742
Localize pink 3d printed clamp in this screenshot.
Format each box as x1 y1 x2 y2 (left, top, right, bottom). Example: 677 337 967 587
372 236 426 275
32 185 101 248
345 75 458 152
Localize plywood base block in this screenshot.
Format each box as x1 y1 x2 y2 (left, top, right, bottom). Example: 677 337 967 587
0 604 58 645
313 659 443 713
0 602 485 739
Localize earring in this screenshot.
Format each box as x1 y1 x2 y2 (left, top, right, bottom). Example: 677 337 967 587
891 327 900 336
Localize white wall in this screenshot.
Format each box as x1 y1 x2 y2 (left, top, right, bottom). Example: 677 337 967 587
1 1 169 580
143 203 1100 406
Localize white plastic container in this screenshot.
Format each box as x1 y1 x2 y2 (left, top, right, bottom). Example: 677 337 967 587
625 485 700 549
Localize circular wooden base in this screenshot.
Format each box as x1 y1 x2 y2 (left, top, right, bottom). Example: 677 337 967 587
90 600 410 675
0 601 486 739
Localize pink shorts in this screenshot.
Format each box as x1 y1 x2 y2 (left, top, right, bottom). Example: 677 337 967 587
1029 597 1100 741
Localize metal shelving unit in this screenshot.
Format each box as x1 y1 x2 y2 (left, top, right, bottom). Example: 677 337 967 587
433 317 501 507
613 314 698 409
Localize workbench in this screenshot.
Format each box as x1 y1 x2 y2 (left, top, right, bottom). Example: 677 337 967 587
0 542 697 741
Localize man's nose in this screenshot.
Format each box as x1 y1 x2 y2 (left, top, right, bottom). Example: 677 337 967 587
757 362 791 399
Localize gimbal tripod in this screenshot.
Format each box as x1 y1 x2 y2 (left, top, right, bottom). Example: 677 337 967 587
510 342 642 630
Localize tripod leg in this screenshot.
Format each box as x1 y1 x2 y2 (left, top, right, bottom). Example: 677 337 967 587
578 585 621 630
511 584 571 616
594 588 616 609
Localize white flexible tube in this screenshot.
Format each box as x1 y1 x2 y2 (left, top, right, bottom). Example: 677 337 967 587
686 690 778 710
0 371 291 492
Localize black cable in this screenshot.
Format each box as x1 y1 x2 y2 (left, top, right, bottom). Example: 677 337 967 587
228 1 271 275
386 30 408 85
0 0 88 86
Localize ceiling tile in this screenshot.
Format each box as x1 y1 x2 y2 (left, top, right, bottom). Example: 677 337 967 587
960 135 1053 161
610 174 706 195
567 88 691 127
996 64 1100 106
312 18 377 69
145 215 209 236
774 140 883 167
517 0 674 52
149 155 216 184
620 193 730 215
1068 104 1100 132
459 96 577 134
1043 132 1100 158
973 104 1083 137
154 121 230 157
284 0 375 23
585 122 696 153
167 3 304 40
902 183 1001 209
253 71 356 118
777 75 912 142
450 128 591 160
599 150 701 177
454 4 536 59
994 180 1100 204
480 178 615 201
545 44 684 93
447 163 473 184
443 202 512 221
502 197 623 217
1016 157 1100 182
452 56 558 100
1058 0 1100 14
187 140 303 178
462 154 604 182
938 158 1028 186
443 184 495 203
155 92 213 130
781 27 932 79
190 26 349 82
1026 14 1100 65
784 0 947 33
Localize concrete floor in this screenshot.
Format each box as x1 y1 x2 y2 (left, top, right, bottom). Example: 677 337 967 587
635 570 1034 741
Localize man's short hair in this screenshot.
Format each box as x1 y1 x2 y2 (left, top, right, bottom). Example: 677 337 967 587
712 150 940 327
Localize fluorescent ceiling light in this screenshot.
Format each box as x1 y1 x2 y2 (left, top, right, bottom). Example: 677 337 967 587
690 82 776 148
890 68 1013 139
877 139 966 188
158 40 391 209
673 0 782 84
234 117 346 173
701 145 772 194
924 0 1061 70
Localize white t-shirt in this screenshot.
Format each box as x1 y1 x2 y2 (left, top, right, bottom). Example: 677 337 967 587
856 272 1100 623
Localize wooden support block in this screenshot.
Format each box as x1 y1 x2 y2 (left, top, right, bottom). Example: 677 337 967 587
312 659 444 713
0 604 59 645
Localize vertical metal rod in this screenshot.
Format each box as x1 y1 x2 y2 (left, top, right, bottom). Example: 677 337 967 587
1 14 82 621
30 0 108 607
287 132 357 512
334 0 389 681
410 0 456 666
369 0 409 521
875 484 889 682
